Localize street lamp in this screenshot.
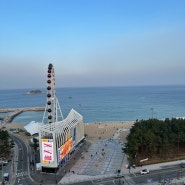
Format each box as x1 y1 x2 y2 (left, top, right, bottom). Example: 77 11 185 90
1 162 3 183
150 108 154 119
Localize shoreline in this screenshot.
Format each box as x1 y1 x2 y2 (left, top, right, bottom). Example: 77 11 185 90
1 107 134 143
4 121 134 143
0 108 135 125
0 107 45 124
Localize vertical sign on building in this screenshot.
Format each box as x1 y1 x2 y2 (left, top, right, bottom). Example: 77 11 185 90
42 139 54 163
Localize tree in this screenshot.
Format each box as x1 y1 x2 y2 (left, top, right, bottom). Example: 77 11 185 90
0 130 14 157
124 118 185 164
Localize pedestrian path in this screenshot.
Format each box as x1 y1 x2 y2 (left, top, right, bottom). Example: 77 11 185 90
58 140 185 185
59 139 125 184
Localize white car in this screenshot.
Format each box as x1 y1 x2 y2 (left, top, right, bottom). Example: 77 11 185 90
0 160 8 166
140 169 149 175
115 174 124 178
2 160 8 164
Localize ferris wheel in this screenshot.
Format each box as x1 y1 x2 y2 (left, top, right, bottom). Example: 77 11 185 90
42 63 63 124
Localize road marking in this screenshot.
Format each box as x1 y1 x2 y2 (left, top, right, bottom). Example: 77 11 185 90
16 171 28 177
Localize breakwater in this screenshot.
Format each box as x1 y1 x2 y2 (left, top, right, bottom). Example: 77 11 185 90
0 107 45 123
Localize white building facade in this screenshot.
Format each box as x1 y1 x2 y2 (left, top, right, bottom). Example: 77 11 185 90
39 108 84 170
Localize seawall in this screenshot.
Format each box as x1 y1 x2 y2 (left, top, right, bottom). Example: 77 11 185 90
0 107 45 123
0 107 45 113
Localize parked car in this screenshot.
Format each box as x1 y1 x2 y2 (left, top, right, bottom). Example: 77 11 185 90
140 169 149 175
2 160 8 164
3 173 9 181
0 158 8 166
180 163 185 168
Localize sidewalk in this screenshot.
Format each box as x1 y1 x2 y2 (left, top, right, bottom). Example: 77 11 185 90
58 139 125 185
58 147 185 185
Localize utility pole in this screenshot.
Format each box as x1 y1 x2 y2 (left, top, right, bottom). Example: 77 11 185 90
1 162 3 183
150 108 154 119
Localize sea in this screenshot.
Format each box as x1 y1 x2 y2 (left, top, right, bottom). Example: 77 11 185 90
0 85 185 125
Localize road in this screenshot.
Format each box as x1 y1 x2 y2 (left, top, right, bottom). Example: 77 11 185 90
60 164 185 185
10 134 36 185
7 133 185 185
131 164 185 184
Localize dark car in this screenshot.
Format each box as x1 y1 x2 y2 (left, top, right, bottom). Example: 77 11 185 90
180 163 185 168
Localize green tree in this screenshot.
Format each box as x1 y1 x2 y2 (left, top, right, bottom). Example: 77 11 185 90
0 130 14 157
124 118 185 164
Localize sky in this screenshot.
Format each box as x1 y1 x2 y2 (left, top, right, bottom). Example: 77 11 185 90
0 0 185 89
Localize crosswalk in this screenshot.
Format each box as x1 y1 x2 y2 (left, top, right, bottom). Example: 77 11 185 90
16 171 28 178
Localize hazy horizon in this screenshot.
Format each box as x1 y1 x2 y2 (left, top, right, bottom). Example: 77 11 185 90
0 0 185 89
1 84 185 91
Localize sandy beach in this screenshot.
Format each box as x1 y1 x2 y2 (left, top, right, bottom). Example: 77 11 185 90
84 121 134 143
4 121 134 143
